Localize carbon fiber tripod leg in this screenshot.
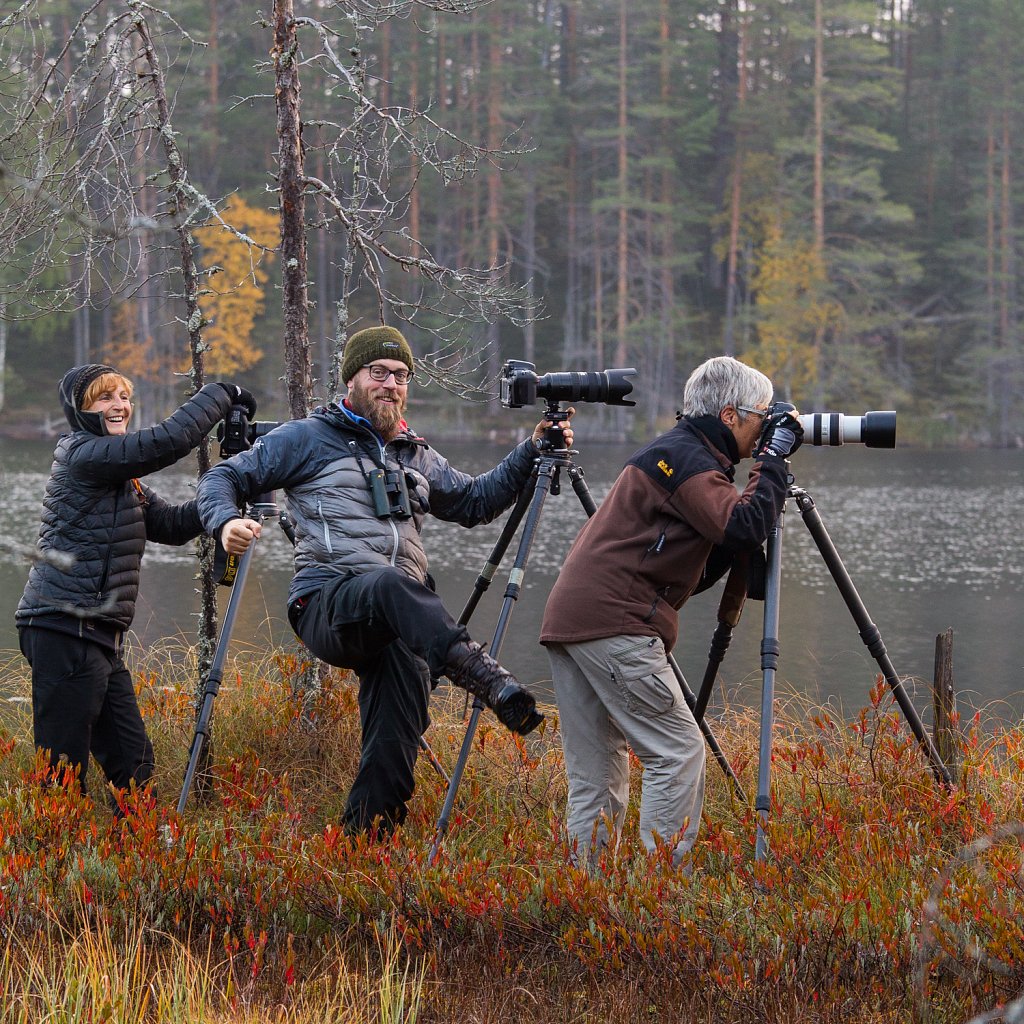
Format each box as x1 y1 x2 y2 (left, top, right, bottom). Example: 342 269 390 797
177 535 260 815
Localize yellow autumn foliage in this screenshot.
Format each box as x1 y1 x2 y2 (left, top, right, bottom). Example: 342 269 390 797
745 221 843 400
105 300 156 382
194 194 279 374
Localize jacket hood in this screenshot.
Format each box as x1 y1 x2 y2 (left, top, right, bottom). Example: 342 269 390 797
59 364 117 434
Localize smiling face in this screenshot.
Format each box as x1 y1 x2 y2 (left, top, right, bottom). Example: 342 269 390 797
345 359 410 441
82 373 134 436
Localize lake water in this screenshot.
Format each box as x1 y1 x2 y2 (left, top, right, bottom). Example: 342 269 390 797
2 436 1023 724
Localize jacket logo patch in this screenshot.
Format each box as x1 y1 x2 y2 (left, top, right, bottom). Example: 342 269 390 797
657 459 674 478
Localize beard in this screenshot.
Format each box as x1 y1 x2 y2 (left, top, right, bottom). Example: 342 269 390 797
348 379 406 440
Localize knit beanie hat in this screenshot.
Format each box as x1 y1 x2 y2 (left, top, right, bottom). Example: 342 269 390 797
340 327 414 385
58 363 118 431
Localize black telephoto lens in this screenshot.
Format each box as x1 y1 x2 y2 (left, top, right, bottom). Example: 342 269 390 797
535 368 636 406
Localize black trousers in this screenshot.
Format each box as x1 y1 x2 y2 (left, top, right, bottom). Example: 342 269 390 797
19 627 155 798
290 567 467 833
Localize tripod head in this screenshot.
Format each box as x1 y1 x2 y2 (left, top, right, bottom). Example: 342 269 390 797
535 400 575 453
250 490 296 546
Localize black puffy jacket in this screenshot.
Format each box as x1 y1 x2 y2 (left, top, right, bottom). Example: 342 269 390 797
16 380 234 637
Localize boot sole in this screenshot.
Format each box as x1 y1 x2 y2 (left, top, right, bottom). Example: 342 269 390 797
494 687 543 736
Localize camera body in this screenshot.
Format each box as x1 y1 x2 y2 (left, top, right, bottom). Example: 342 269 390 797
218 406 281 457
499 359 637 408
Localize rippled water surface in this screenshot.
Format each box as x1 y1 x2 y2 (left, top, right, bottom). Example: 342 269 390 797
2 437 1022 722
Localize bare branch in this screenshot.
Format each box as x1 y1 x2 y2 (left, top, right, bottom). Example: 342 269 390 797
0 1 277 324
296 13 528 187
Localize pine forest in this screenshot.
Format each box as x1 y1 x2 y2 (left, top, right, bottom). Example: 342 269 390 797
1 0 1022 445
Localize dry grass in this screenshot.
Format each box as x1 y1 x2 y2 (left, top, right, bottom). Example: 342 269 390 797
1 649 1023 1023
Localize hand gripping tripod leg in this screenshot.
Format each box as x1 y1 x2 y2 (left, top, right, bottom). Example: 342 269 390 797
176 496 295 816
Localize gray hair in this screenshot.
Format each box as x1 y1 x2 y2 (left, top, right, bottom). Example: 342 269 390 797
682 356 773 419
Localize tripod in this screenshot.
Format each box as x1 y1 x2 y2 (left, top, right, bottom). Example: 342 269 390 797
688 472 953 861
176 493 295 815
430 403 746 859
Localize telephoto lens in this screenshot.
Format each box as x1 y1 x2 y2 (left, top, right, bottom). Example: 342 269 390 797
797 411 896 448
499 359 636 407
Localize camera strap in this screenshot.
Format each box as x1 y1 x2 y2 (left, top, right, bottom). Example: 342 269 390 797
213 543 241 587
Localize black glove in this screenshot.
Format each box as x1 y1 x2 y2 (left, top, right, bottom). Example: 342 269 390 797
756 403 803 459
215 382 257 419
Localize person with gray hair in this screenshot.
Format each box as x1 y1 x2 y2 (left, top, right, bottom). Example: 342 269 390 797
681 354 774 418
540 355 801 871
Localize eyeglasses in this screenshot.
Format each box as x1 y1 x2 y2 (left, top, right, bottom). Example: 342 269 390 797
737 405 768 420
363 364 414 385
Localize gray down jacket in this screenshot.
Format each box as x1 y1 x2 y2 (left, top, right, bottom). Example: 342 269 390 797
195 402 538 605
16 380 235 636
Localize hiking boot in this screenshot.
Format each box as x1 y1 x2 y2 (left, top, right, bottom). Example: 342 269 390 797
444 640 543 735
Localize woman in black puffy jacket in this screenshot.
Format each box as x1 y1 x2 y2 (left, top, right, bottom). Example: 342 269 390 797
16 363 252 806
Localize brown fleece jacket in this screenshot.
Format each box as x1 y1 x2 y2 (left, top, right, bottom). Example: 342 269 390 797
539 417 789 652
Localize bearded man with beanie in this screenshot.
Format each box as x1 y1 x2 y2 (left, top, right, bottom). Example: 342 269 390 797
17 364 254 803
197 325 569 835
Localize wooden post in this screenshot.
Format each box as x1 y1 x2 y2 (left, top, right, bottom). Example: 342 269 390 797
932 628 959 784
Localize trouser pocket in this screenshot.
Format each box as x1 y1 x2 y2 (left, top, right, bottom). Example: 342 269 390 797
608 635 681 716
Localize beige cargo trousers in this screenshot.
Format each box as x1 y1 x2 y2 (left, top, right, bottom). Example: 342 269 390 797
547 634 706 870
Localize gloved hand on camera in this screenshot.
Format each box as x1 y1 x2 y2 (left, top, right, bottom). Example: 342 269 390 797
756 403 803 459
215 382 257 419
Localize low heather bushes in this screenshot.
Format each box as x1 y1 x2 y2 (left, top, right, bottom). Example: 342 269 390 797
0 648 1022 1022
